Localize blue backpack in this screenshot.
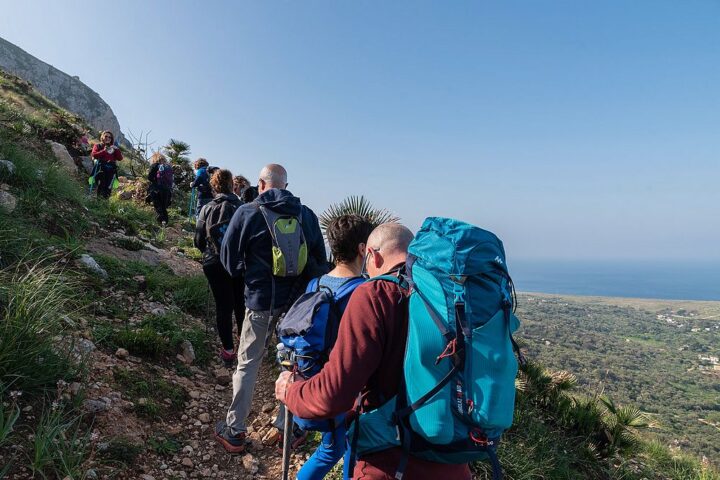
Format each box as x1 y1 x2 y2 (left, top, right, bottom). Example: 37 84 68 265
278 276 365 431
348 217 524 479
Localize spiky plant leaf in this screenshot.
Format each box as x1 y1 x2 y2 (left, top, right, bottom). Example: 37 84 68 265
319 195 400 233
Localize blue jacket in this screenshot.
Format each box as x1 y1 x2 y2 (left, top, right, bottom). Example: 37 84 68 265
220 188 328 311
190 167 213 200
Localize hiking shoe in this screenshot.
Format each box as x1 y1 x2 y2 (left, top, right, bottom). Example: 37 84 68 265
276 429 309 453
214 421 246 454
220 349 235 368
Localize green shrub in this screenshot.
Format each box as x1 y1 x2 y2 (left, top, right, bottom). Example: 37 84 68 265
98 437 143 466
28 405 91 480
0 261 82 395
89 197 156 236
112 236 145 251
112 367 187 419
148 434 181 456
114 326 170 357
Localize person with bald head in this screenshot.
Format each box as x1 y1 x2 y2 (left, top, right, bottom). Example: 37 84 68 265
215 163 328 454
275 223 472 479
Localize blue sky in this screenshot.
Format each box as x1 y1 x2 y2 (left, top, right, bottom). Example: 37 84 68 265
2 0 718 261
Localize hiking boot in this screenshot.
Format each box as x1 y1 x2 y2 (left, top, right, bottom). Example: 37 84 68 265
220 349 235 368
276 429 309 453
214 421 246 454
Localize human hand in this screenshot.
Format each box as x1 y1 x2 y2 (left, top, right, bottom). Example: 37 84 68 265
275 370 301 403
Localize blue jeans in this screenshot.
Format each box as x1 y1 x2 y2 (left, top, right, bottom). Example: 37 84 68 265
296 426 347 480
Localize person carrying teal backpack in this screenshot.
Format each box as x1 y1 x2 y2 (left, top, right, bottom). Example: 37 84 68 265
276 219 524 480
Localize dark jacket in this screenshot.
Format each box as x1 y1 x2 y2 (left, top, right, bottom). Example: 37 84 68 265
147 162 160 185
194 194 243 266
220 188 328 311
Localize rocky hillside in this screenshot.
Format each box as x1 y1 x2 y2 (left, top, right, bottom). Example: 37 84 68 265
0 36 126 144
0 68 717 480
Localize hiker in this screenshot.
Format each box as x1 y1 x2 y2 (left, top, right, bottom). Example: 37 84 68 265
214 163 328 453
147 152 173 225
190 158 213 216
194 169 245 367
90 130 122 198
277 214 373 480
275 223 472 479
232 175 250 199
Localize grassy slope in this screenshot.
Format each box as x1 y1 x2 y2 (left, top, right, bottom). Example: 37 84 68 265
0 68 717 479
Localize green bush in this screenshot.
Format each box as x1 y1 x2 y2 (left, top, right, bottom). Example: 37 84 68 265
0 261 82 395
98 437 143 467
148 434 181 456
28 405 91 480
112 367 186 419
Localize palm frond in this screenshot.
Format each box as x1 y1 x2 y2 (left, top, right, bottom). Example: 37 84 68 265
319 195 400 233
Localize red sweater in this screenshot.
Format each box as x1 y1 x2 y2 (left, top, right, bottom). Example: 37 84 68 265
285 272 471 480
91 144 123 164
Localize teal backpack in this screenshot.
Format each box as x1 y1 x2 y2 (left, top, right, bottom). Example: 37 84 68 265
349 217 524 480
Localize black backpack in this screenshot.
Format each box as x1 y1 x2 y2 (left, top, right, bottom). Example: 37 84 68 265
204 196 240 255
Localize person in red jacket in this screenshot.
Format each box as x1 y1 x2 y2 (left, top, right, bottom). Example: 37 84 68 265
90 131 122 198
275 223 472 480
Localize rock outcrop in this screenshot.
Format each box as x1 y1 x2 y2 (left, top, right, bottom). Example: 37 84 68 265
0 36 127 144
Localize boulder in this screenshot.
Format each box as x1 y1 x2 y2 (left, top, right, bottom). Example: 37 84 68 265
179 340 196 364
84 399 108 414
0 190 17 213
78 254 108 278
46 140 76 173
0 159 15 176
77 156 93 174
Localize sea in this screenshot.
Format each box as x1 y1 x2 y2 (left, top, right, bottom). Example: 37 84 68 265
509 259 720 301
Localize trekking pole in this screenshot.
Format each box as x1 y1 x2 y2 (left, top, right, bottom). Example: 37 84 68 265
204 283 211 335
188 187 196 219
276 343 295 480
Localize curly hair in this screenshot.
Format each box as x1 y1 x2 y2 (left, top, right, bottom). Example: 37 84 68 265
210 169 234 195
194 158 209 169
233 175 250 189
150 152 166 164
326 214 374 264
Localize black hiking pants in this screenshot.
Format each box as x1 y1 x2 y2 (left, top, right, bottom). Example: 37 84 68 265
152 187 172 224
202 261 245 352
96 163 117 199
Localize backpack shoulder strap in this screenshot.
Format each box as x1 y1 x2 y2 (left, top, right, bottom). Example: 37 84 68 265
333 276 365 300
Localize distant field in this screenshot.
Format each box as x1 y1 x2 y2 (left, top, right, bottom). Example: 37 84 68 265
516 293 720 464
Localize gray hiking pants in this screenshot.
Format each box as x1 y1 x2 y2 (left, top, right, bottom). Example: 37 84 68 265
226 309 279 435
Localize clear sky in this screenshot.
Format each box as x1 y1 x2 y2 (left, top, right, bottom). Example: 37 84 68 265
2 0 718 261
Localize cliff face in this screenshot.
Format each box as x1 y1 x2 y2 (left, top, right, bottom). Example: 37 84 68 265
0 36 126 144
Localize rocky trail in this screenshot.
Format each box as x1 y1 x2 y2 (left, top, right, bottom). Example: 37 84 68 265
3 217 319 479
73 232 317 480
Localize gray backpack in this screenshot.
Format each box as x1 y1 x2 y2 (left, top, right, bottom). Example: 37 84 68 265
257 205 307 277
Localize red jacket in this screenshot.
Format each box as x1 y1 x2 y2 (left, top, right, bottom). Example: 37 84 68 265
284 269 471 480
91 144 122 164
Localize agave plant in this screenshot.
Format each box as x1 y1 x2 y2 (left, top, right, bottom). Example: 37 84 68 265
319 195 399 234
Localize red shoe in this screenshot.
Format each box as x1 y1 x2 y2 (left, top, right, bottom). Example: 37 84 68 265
220 349 235 368
214 421 246 454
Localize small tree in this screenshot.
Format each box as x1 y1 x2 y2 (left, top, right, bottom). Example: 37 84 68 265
126 130 154 177
163 138 193 191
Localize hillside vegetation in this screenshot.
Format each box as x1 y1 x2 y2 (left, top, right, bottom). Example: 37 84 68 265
0 68 717 479
518 294 720 465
